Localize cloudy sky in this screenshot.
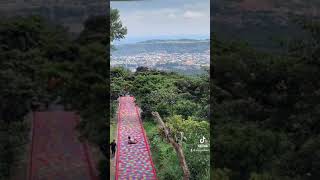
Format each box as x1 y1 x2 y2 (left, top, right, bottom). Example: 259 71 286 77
111 0 210 43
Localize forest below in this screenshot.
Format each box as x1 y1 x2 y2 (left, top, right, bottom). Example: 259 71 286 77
212 17 320 179
0 15 108 179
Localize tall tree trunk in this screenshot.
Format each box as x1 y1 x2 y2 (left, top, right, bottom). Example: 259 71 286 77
151 112 190 180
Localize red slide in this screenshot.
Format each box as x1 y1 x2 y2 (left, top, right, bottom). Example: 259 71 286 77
28 111 97 180
115 96 157 180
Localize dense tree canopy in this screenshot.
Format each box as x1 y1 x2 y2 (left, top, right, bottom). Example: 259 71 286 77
212 19 320 180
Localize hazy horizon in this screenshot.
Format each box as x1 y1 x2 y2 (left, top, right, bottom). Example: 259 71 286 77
113 34 210 45
111 0 210 45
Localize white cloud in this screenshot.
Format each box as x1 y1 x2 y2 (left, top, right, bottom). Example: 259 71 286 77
183 11 205 19
168 13 177 19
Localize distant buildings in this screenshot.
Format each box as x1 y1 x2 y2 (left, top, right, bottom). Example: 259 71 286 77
111 51 210 73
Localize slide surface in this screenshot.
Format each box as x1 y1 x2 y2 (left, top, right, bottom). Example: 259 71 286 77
29 111 96 180
115 96 157 180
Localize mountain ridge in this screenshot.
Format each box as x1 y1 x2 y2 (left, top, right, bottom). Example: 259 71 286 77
112 39 209 56
134 39 209 44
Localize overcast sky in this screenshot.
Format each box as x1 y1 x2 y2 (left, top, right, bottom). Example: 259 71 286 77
111 0 210 43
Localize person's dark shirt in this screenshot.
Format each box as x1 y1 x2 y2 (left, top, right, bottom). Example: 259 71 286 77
110 142 116 150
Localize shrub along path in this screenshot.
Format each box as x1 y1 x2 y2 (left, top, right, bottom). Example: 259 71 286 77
115 96 157 180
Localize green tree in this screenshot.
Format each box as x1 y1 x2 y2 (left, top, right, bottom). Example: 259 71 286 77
110 8 127 43
166 115 210 180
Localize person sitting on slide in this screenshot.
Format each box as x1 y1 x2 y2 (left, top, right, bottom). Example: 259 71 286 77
128 136 138 144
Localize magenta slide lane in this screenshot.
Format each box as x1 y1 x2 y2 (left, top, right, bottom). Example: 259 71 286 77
115 96 157 180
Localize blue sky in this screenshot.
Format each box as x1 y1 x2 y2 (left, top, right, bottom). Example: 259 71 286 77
111 0 210 44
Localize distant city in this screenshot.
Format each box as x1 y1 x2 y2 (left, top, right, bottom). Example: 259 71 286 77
111 39 210 74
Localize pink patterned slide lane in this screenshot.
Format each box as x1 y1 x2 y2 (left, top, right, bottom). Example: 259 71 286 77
28 111 97 180
116 96 157 180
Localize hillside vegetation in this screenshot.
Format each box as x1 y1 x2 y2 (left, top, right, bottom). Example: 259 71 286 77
0 15 108 179
212 0 318 51
212 18 320 179
111 67 210 180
